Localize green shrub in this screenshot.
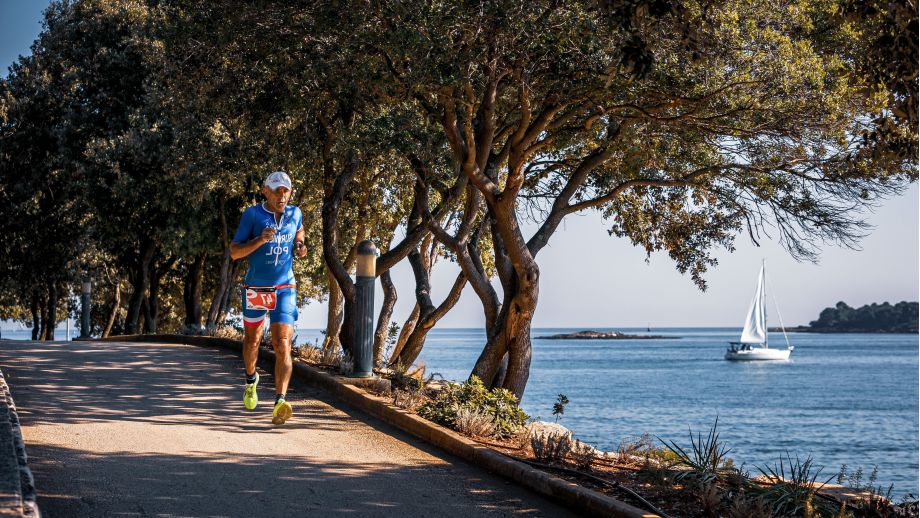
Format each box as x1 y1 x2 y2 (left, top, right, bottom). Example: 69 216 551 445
418 376 529 438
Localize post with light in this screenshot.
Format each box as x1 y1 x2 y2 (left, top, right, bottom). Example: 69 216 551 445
352 240 377 377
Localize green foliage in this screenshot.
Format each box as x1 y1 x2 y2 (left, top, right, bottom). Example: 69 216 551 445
552 393 569 422
388 361 432 393
382 321 400 366
809 301 918 333
618 432 683 467
0 0 915 400
418 376 529 438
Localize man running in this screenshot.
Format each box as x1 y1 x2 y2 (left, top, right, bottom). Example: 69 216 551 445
230 171 307 425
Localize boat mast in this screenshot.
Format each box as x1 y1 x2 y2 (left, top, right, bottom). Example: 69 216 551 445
762 260 768 349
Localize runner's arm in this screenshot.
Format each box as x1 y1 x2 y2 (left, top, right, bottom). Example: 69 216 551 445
230 228 274 260
294 226 307 258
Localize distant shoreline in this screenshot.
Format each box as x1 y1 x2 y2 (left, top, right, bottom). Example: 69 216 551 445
773 326 919 334
534 330 678 340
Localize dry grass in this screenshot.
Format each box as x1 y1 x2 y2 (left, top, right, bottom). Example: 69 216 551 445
571 441 597 471
338 352 354 375
211 325 243 341
512 424 534 451
727 492 773 518
392 389 426 411
321 345 339 365
531 431 573 464
293 346 323 363
454 408 496 438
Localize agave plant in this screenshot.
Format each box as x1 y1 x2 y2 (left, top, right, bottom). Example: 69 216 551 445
755 452 837 517
658 417 736 487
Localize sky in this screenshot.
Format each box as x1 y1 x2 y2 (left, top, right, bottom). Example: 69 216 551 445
2 2 917 330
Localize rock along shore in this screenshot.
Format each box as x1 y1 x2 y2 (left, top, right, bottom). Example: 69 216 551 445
535 330 676 340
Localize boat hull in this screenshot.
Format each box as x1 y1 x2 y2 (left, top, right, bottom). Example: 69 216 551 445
725 347 792 361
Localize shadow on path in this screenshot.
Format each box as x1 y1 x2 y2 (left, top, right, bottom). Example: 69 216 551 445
31 444 545 518
0 340 353 434
0 339 576 518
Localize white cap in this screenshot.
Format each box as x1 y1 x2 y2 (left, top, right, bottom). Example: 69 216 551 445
264 171 292 191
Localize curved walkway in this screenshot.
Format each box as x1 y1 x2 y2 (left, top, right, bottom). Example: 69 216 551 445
0 339 576 517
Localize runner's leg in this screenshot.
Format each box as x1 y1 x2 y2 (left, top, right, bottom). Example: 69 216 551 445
270 322 293 396
268 287 298 396
242 319 265 376
241 304 267 410
267 288 297 424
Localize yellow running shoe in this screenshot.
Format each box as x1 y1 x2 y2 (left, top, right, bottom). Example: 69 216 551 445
272 397 293 425
243 372 259 410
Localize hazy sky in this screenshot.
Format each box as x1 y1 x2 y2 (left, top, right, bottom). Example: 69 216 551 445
3 2 917 329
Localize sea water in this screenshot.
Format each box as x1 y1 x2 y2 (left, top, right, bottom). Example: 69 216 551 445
311 327 918 497
4 327 917 496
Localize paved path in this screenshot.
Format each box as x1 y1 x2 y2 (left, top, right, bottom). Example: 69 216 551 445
0 339 576 518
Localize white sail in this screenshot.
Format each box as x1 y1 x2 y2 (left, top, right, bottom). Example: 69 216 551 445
740 264 767 344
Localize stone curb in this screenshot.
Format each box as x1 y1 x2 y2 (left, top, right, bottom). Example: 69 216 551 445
0 366 39 518
88 334 660 518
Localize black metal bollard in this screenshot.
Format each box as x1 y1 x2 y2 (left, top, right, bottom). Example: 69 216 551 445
80 274 92 338
352 240 377 377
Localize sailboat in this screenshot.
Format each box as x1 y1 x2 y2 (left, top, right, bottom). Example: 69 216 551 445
725 262 794 361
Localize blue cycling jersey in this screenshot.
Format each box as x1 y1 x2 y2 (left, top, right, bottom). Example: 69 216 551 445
232 203 303 286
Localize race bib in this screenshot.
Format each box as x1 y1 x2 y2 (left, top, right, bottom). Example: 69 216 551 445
245 287 277 311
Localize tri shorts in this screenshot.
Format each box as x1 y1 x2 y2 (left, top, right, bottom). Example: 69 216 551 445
242 285 298 327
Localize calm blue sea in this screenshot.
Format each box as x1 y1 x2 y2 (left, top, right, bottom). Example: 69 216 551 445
4 326 917 496
312 326 917 497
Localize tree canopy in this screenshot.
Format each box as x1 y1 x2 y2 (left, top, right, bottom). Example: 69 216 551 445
808 301 919 333
0 0 915 396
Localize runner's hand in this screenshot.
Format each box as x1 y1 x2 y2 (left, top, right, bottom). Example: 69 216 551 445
261 227 277 243
295 241 307 258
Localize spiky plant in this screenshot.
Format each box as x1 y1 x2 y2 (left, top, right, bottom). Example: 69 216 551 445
659 417 735 487
755 453 836 517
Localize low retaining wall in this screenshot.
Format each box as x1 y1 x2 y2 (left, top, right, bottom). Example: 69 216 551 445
0 365 38 518
94 334 660 518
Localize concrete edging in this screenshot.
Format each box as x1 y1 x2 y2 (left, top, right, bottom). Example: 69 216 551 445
94 334 659 518
0 366 39 518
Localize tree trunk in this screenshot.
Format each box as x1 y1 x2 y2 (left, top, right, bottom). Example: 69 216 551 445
183 254 206 328
207 252 232 330
102 281 121 339
323 269 344 353
145 257 172 334
373 270 397 367
470 283 537 399
396 271 467 367
321 154 360 355
140 296 151 334
207 192 232 330
124 239 156 335
499 294 536 398
38 289 47 340
390 304 420 364
323 167 457 358
491 353 509 389
43 283 58 341
30 292 40 340
216 260 240 325
469 202 539 399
